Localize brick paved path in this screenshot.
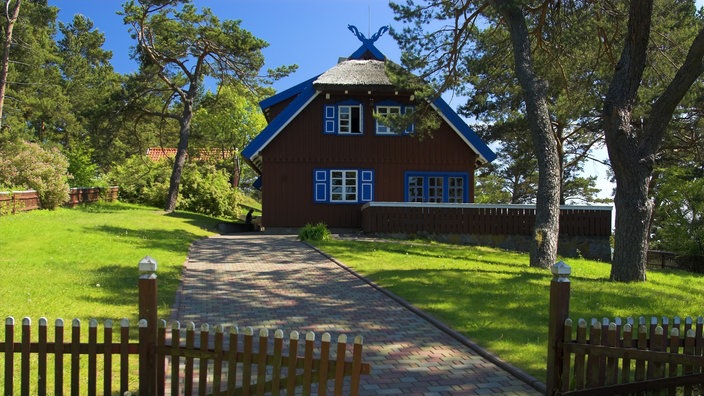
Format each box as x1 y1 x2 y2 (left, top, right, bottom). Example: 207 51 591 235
170 234 543 395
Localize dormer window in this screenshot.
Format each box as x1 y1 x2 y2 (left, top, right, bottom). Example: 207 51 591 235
374 101 415 135
339 105 362 134
375 105 401 134
324 100 364 135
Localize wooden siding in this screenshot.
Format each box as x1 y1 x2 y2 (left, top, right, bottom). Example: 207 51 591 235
260 93 479 228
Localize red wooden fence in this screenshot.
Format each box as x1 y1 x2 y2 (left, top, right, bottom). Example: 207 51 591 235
0 186 118 215
1 257 371 395
546 262 704 395
361 202 612 237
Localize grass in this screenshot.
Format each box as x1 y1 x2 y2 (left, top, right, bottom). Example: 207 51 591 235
0 202 220 394
311 238 704 382
0 201 218 327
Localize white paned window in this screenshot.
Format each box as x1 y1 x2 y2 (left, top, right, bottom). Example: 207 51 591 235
427 176 444 203
408 176 424 202
375 105 402 134
330 170 358 202
448 177 464 203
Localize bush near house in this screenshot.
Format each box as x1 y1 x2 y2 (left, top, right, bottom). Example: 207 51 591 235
109 156 241 218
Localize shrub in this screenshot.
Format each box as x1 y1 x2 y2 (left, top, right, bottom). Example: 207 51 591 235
0 140 70 209
177 164 239 218
298 222 331 241
65 144 100 188
107 156 170 208
108 157 240 218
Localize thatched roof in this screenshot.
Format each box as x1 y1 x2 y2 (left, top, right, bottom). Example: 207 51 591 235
312 59 396 91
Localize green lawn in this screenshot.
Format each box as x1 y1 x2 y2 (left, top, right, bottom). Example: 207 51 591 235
312 239 704 382
0 202 218 326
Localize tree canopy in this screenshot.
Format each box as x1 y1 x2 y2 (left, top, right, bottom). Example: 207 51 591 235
391 0 704 279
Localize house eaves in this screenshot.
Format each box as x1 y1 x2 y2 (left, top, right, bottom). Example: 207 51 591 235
259 75 320 112
431 97 497 165
242 83 319 174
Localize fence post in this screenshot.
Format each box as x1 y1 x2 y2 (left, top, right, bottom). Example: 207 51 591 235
546 261 571 395
138 256 158 395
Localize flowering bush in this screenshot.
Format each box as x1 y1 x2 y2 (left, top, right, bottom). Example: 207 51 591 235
0 140 70 209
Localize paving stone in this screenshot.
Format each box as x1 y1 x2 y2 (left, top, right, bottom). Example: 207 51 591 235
170 234 543 395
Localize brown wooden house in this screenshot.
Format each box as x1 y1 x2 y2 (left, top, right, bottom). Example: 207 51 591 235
242 27 496 228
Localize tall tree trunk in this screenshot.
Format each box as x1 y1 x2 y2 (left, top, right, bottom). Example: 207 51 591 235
0 0 21 129
495 2 561 268
605 1 704 281
165 101 194 212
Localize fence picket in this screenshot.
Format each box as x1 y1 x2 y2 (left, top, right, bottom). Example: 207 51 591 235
55 319 65 396
257 328 269 395
226 326 238 395
586 319 601 387
5 317 15 395
242 326 253 394
319 333 331 395
71 319 80 396
184 321 195 395
651 325 666 382
272 329 284 395
334 334 347 396
213 324 224 396
621 323 633 385
104 320 113 396
157 319 166 396
560 319 573 392
605 322 618 386
351 335 364 396
573 319 587 389
87 319 98 396
199 323 210 395
38 318 48 396
119 319 129 395
287 331 299 394
303 332 315 395
21 318 30 396
684 328 696 396
170 321 181 396
668 327 681 396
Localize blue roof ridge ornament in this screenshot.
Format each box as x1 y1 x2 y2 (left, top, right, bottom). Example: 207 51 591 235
348 25 389 44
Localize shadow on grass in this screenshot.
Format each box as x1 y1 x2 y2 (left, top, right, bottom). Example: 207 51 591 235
87 225 204 254
81 263 183 319
166 210 227 232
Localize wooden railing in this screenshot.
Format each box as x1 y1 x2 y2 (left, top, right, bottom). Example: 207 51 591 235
361 203 612 237
546 262 704 395
1 257 371 395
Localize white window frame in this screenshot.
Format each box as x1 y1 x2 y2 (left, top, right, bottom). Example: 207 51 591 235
408 176 424 202
375 105 402 134
427 176 444 203
338 105 363 134
330 170 358 202
448 176 464 203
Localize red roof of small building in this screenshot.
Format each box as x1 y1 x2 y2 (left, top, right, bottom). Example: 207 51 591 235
146 147 234 162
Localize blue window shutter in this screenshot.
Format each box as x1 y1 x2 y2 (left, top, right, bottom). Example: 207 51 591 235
360 170 374 202
314 169 328 202
404 106 415 134
324 105 336 134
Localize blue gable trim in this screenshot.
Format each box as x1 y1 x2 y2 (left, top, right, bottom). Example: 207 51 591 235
431 97 497 163
259 75 320 111
242 83 319 164
348 43 385 61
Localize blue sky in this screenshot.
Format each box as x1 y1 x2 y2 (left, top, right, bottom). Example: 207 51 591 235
51 0 403 94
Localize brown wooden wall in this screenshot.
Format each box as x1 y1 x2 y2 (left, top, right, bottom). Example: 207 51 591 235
260 92 480 227
361 203 612 237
